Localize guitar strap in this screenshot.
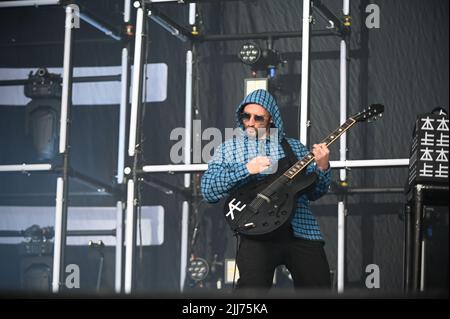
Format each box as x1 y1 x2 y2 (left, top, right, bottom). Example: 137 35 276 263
280 138 298 166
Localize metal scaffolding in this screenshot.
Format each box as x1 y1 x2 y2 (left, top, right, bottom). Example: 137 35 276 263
0 0 131 294
0 0 412 295
125 0 410 294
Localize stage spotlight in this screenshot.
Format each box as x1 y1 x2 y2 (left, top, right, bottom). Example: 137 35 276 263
22 224 55 242
187 257 209 282
238 43 261 66
24 68 62 161
238 42 284 75
18 224 54 292
24 68 62 99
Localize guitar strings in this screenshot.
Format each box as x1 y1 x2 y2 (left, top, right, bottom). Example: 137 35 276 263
246 119 357 212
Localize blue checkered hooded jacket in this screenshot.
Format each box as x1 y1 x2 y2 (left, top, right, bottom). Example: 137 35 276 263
200 89 331 241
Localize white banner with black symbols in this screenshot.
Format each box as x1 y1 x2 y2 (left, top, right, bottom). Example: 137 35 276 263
409 113 449 185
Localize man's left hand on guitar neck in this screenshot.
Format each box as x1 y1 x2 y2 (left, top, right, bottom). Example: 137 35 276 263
312 143 330 172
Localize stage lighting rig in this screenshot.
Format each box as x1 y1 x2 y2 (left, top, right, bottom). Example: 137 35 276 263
24 68 62 99
187 256 209 282
24 68 62 161
19 225 54 256
21 224 55 243
238 42 284 77
238 43 261 65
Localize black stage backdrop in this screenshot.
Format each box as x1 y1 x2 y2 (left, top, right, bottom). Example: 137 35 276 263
0 0 448 294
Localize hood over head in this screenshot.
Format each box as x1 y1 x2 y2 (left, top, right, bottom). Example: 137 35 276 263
235 89 285 141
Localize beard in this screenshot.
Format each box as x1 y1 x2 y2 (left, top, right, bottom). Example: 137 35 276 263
245 126 267 139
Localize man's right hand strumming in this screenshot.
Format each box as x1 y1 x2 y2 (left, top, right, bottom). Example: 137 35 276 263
246 156 271 175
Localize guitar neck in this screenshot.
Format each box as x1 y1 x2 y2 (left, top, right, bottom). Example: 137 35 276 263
284 118 357 179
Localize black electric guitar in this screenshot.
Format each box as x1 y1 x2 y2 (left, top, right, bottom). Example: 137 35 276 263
223 104 384 237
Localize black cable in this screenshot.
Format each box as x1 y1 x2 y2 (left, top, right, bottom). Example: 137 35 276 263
137 186 143 262
232 233 240 290
184 202 200 289
136 10 151 267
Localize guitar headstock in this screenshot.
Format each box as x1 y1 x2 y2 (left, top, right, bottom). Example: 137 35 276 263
352 104 384 122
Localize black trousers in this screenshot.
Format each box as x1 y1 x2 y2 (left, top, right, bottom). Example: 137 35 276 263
235 227 331 291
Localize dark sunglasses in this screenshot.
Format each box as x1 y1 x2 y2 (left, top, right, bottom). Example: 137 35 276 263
240 112 268 123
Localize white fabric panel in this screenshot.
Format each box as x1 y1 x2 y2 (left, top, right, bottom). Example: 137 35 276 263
0 205 164 246
0 64 167 106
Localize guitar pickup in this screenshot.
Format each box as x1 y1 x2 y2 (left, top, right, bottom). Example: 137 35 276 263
256 193 271 203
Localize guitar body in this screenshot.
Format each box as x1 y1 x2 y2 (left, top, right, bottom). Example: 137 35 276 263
221 104 384 238
224 171 318 237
